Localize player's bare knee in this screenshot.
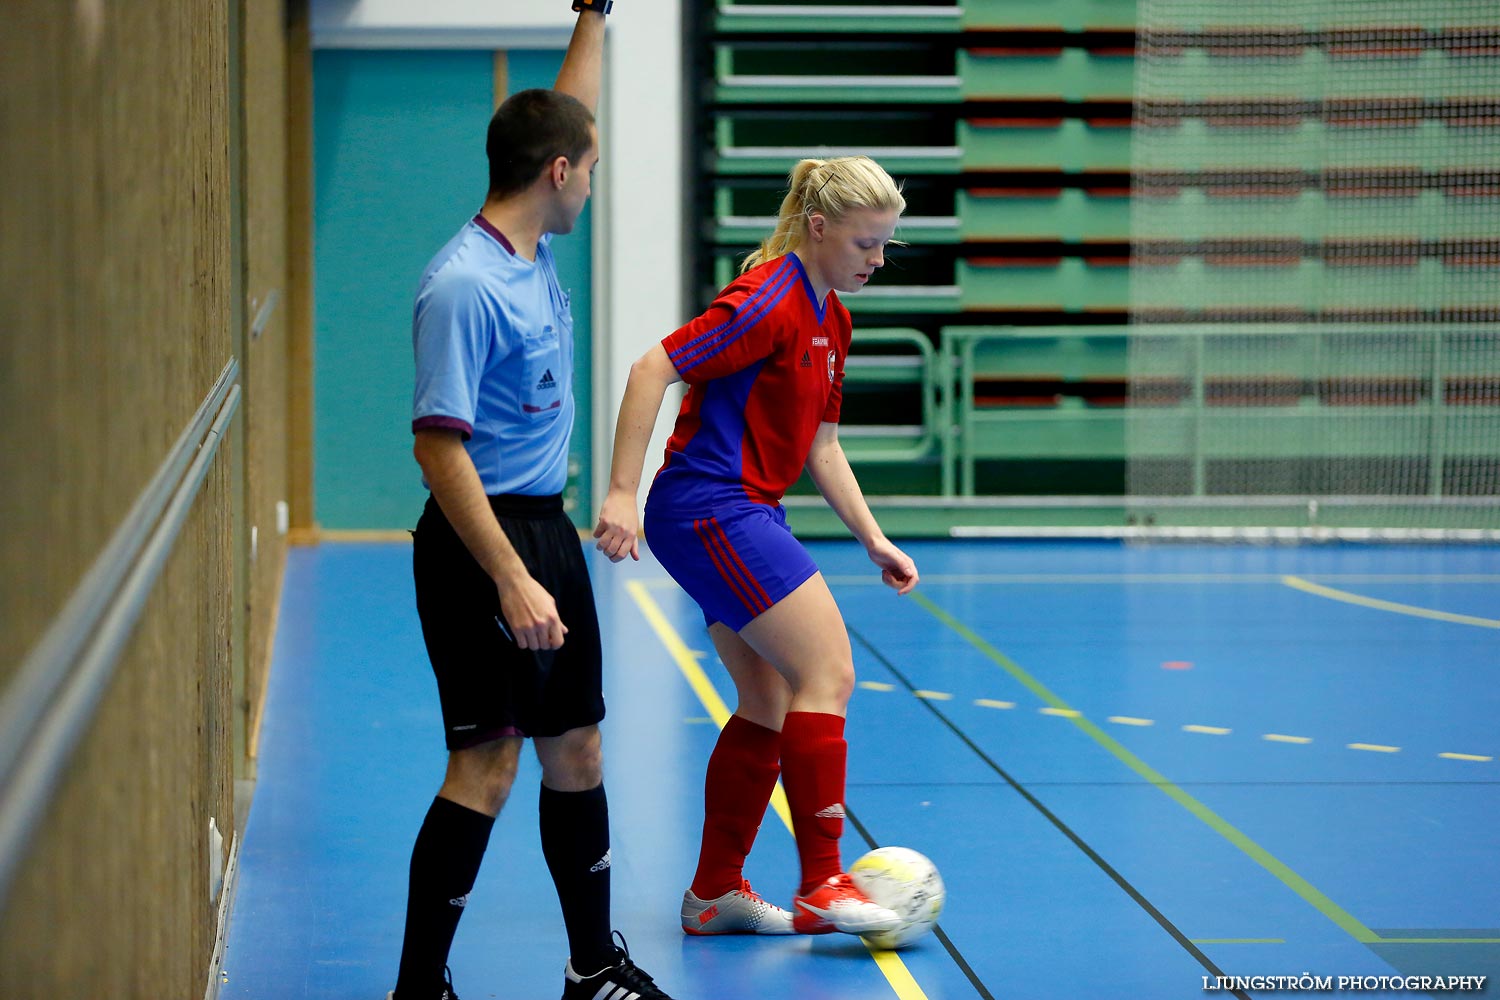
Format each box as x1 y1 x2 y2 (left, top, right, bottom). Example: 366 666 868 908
796 657 854 707
570 735 604 786
826 660 856 705
538 726 603 790
444 739 520 812
738 672 792 721
483 752 520 801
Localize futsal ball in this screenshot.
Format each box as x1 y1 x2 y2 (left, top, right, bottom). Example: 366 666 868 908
848 846 945 949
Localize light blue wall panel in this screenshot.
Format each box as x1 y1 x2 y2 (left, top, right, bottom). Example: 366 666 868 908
312 48 593 529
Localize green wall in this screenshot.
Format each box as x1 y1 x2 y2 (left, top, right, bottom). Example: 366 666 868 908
312 48 592 530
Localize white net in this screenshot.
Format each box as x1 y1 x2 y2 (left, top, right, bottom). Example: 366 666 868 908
1127 0 1500 538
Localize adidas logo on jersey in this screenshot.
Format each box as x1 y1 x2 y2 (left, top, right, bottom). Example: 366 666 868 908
800 350 812 368
589 849 612 873
536 369 557 390
814 803 846 819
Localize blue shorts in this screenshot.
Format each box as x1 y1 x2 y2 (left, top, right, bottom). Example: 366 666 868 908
643 500 819 632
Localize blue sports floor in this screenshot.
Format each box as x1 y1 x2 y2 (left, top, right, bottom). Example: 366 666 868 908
222 539 1500 999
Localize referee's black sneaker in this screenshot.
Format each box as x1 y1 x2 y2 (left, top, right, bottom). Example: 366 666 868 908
561 932 675 1000
386 965 460 1000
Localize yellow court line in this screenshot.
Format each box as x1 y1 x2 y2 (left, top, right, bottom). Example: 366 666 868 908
1282 576 1500 629
1183 725 1231 736
625 581 930 1000
1439 752 1493 763
1348 743 1401 754
1109 716 1156 727
913 690 953 701
1263 734 1313 745
975 699 1015 710
860 681 896 692
1039 707 1082 718
911 591 1382 945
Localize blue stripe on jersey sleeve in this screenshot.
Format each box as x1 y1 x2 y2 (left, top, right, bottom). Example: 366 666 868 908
669 257 793 368
673 260 797 373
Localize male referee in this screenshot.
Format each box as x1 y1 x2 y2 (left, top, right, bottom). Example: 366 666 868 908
392 3 675 999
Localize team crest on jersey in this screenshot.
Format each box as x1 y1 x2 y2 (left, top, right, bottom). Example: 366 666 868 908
827 350 836 383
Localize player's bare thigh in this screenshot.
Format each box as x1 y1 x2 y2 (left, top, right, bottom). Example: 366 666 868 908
708 622 793 730
735 572 855 716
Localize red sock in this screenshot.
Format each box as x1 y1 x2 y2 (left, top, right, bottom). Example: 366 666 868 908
690 714 782 900
779 711 847 895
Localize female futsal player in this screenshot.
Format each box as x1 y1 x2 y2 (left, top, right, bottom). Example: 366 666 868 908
594 156 919 937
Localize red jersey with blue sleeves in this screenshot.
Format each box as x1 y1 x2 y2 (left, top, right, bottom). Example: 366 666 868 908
651 253 852 511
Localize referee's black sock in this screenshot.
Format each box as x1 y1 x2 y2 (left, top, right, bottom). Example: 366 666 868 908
394 796 495 999
539 782 614 973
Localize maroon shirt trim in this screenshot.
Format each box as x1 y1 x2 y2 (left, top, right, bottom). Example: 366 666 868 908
412 415 474 440
471 213 515 255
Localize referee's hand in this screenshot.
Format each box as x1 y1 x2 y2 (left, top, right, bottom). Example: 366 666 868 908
496 574 568 650
593 488 641 563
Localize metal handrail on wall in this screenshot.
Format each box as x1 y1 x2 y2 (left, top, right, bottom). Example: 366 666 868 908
0 358 241 906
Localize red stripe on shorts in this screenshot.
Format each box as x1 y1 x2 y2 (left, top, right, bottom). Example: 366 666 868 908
707 517 774 611
693 518 764 616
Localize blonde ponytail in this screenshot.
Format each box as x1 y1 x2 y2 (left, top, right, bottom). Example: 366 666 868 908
740 155 905 274
741 159 823 273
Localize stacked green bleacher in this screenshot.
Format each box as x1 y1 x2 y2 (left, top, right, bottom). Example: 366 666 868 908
691 0 1500 537
696 0 1144 534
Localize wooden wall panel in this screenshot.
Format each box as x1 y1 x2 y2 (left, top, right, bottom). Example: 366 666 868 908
244 0 292 759
0 0 235 995
286 0 317 537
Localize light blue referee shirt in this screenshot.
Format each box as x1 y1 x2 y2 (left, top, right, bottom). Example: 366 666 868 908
412 214 575 496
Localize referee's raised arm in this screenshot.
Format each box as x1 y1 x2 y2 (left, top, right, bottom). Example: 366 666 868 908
554 2 608 114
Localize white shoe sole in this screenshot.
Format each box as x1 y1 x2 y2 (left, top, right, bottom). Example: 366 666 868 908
795 899 902 935
681 889 795 935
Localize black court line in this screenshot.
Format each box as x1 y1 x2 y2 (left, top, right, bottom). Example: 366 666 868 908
844 806 998 1000
847 626 1253 1000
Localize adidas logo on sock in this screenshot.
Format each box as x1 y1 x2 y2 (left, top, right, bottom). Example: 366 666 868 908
449 893 469 908
536 369 556 390
799 350 812 367
814 803 846 819
589 849 612 873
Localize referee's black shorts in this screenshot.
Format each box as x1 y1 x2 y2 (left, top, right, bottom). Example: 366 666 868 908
412 492 605 750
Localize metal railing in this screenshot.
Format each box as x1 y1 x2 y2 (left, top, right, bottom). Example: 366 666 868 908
0 358 241 905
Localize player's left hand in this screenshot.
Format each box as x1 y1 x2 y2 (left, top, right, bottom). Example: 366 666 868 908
593 487 640 562
867 538 918 595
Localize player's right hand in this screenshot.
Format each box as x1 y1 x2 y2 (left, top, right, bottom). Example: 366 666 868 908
593 488 640 563
496 573 568 650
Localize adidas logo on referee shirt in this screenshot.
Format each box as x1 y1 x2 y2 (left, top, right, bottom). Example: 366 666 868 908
536 369 557 390
799 351 812 367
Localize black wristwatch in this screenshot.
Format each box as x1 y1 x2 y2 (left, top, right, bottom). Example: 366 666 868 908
572 0 612 13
